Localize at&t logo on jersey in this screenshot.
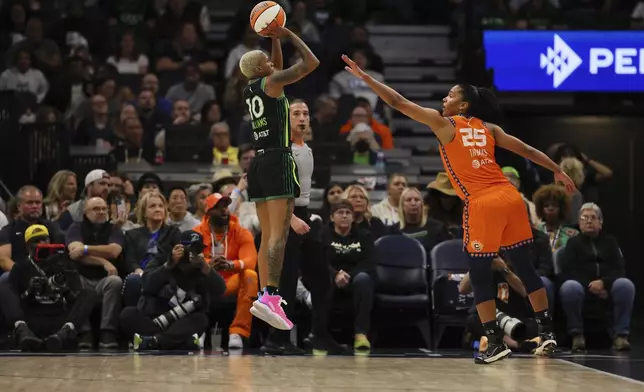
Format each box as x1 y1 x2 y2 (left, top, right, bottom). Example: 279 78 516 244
484 31 644 91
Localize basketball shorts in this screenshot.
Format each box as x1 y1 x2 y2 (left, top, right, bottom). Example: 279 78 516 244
247 149 300 202
463 183 533 257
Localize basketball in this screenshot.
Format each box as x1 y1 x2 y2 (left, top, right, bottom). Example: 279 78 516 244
250 1 286 37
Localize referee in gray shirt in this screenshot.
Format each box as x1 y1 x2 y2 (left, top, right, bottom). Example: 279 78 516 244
261 100 346 356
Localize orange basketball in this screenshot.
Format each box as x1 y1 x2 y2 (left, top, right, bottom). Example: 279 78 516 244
250 1 286 37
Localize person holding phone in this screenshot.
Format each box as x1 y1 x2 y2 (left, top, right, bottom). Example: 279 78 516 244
192 193 258 349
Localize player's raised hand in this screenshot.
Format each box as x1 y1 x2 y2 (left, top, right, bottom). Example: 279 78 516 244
554 171 576 195
342 54 367 80
265 25 289 38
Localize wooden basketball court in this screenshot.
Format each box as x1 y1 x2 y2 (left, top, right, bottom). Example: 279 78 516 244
1 351 643 391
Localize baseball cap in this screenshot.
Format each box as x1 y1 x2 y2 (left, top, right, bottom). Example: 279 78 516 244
501 167 520 179
85 169 109 187
25 224 50 243
205 193 231 212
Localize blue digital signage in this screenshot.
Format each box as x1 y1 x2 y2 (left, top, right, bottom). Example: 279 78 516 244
483 31 644 92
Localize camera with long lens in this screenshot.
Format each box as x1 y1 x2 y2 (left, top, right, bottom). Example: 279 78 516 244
178 230 205 272
153 295 202 331
25 244 80 304
496 310 526 340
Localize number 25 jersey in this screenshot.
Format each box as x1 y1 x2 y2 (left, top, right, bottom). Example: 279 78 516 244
243 77 291 150
438 115 510 200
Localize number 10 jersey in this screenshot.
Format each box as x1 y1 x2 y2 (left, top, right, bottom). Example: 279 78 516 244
243 77 291 151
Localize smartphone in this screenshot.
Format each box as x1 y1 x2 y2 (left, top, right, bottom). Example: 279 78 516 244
116 198 126 216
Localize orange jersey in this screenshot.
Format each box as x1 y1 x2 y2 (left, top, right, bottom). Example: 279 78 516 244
438 115 510 200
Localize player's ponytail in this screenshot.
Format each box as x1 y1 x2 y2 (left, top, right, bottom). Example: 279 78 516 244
458 84 504 126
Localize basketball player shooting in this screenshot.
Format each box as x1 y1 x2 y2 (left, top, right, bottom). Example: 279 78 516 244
342 54 575 364
239 25 319 331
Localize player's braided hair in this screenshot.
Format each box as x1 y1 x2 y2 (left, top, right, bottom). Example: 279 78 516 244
458 84 504 126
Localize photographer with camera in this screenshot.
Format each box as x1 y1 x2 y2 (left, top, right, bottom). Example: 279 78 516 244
459 257 540 354
65 197 125 349
0 225 98 351
192 193 258 349
120 227 226 351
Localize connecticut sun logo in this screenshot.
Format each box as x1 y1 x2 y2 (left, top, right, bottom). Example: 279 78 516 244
470 240 484 252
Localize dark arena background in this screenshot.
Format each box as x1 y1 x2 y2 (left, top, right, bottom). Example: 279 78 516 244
0 0 643 390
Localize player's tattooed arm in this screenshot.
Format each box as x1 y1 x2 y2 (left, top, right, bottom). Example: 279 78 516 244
270 36 283 71
266 27 320 89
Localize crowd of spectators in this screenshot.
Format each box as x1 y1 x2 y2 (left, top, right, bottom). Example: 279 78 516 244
0 0 635 355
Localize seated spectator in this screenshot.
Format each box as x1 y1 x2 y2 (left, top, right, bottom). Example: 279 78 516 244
74 76 120 126
156 0 210 40
323 200 375 350
343 184 390 239
141 73 172 115
123 192 178 306
461 257 540 353
166 63 215 115
396 187 449 255
346 123 381 165
0 2 27 51
237 143 256 173
329 49 384 110
559 203 635 351
74 94 115 146
157 22 216 77
211 122 239 166
340 103 393 150
320 183 344 222
66 197 125 349
222 66 248 135
559 157 585 225
225 27 261 78
426 173 464 239
502 167 540 225
108 116 156 165
309 95 341 144
291 0 321 43
106 31 149 75
107 189 136 232
552 143 612 203
187 183 212 221
171 99 194 124
0 49 48 103
59 169 110 230
167 186 200 232
120 226 225 351
0 186 64 279
0 225 99 352
533 184 579 252
371 173 407 226
193 193 258 349
107 0 157 49
200 100 222 127
212 169 238 197
136 172 165 198
137 88 171 136
348 26 384 73
6 15 61 75
43 170 78 222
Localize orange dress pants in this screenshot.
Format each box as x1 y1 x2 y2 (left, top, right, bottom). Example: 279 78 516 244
224 269 259 338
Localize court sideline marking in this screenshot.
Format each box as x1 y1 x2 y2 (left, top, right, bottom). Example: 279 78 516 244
557 358 644 387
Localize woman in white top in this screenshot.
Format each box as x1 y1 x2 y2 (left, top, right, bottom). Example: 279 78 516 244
106 31 149 75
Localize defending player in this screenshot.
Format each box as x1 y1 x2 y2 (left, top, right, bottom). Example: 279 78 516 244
342 54 575 364
238 26 319 330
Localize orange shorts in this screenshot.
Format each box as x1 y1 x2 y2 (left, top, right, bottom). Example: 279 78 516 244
462 184 533 257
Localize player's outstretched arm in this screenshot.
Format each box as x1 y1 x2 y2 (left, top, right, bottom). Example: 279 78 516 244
266 26 319 90
342 54 452 142
490 123 576 194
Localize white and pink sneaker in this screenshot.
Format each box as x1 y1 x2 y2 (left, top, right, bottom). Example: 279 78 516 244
250 292 293 330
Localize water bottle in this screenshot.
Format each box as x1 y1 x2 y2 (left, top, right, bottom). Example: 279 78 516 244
375 151 385 171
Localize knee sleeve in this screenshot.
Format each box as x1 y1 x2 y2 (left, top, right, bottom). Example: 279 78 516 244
468 256 496 305
505 246 544 294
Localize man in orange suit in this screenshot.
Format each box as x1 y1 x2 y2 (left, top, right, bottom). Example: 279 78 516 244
193 193 258 349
